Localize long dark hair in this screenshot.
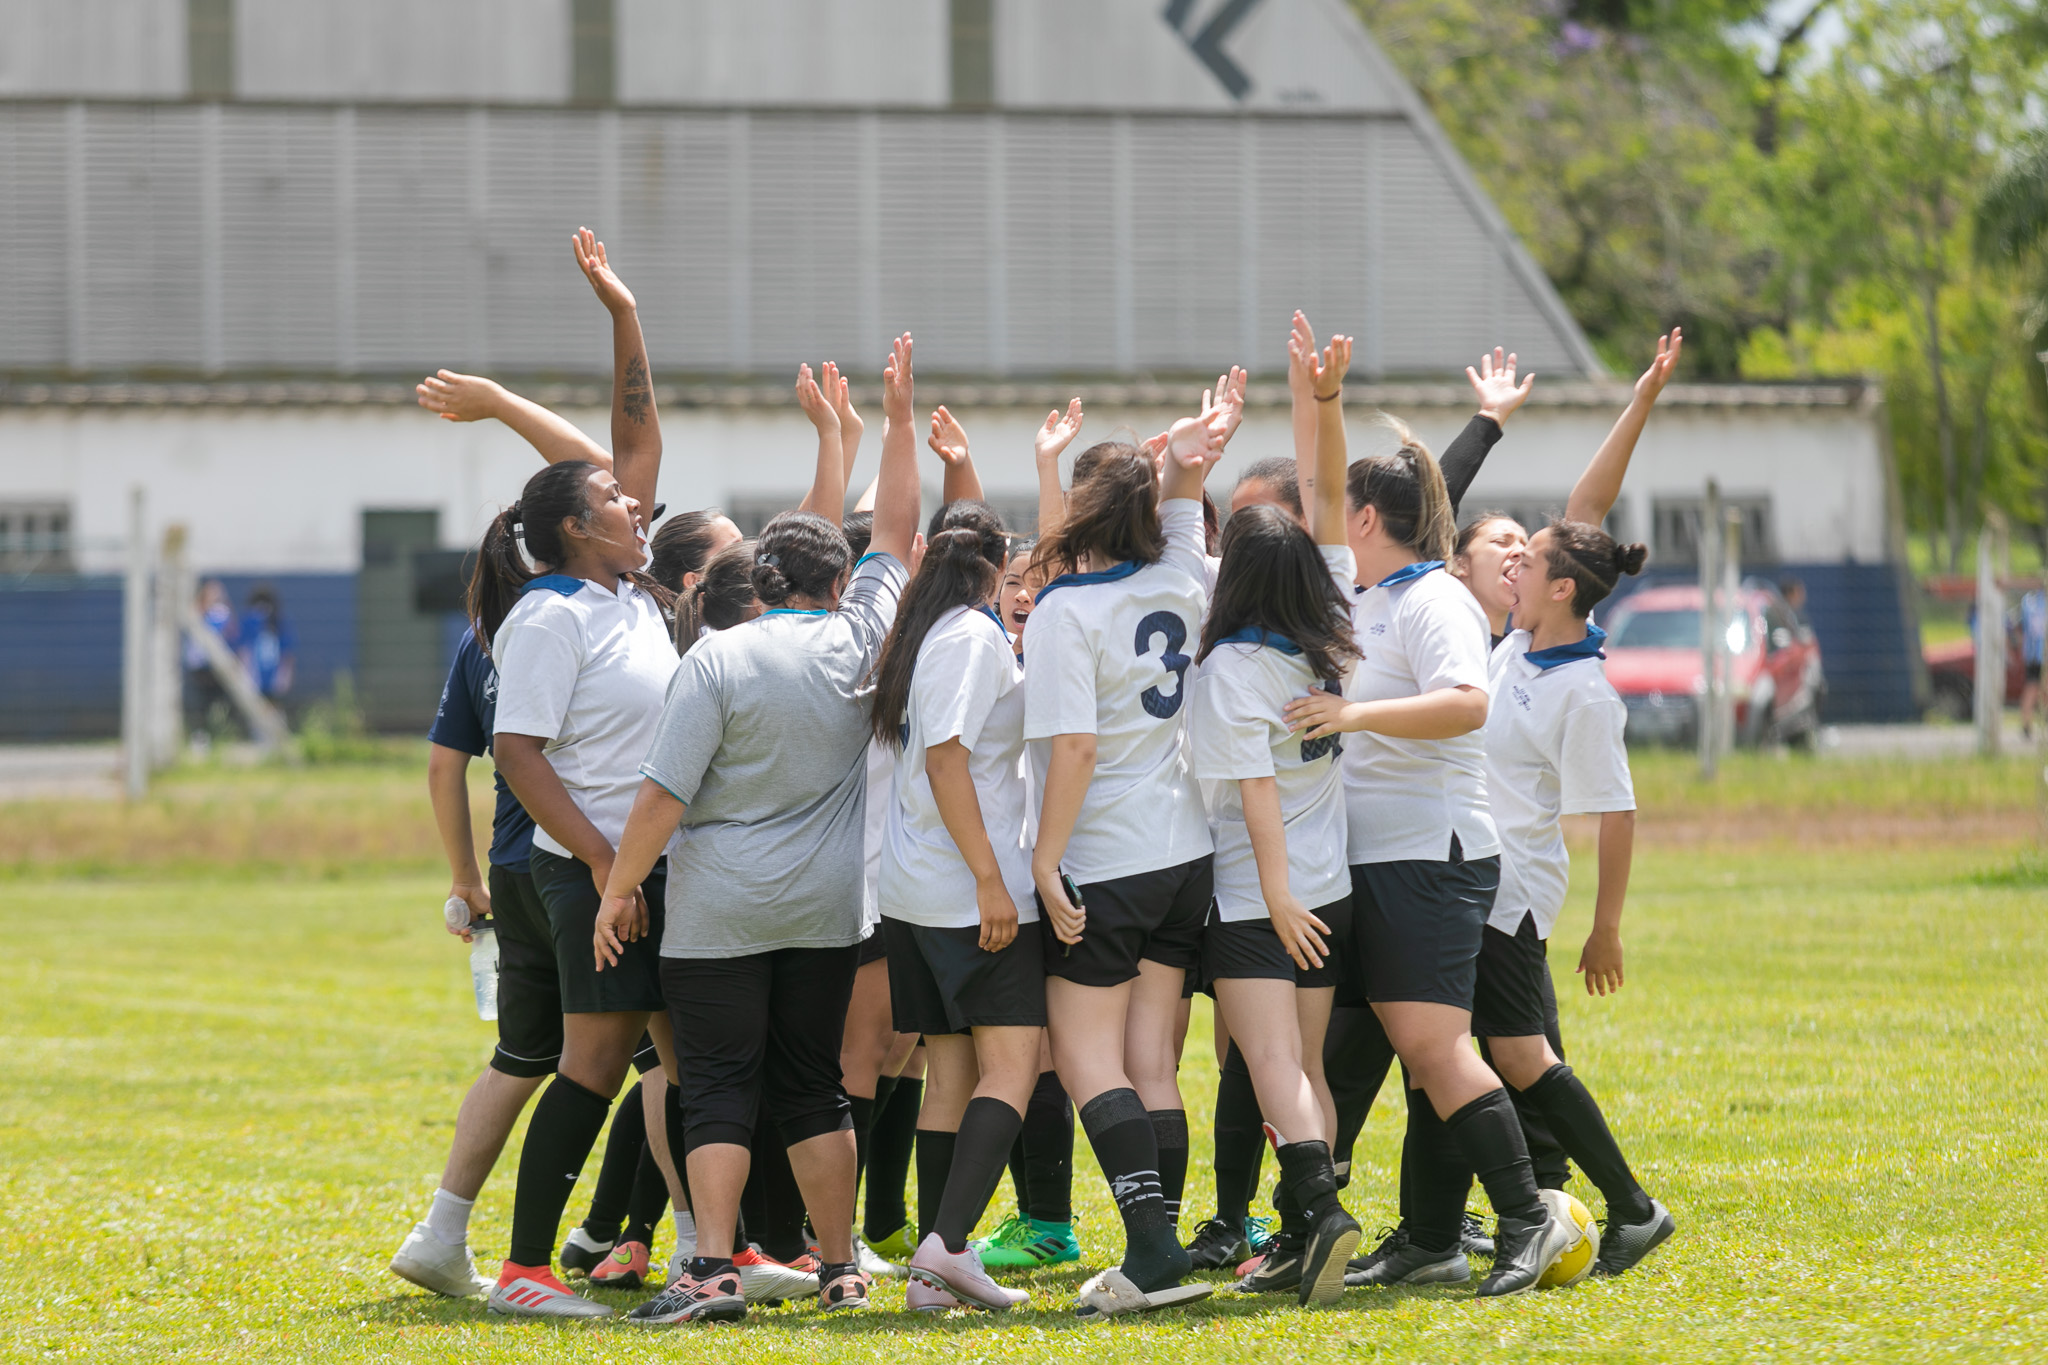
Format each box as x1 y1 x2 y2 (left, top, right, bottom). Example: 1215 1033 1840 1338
869 526 1006 747
650 509 731 593
1540 519 1649 617
1197 504 1360 682
1030 446 1163 581
674 537 759 651
1345 416 1455 563
752 510 851 607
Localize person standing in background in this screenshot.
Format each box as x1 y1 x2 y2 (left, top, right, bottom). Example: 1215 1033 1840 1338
183 578 238 741
2019 584 2046 741
238 585 295 703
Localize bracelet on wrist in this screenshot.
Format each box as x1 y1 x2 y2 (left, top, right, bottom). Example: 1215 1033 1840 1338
1313 388 1342 403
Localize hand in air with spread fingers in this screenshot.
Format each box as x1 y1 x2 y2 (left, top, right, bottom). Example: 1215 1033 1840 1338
1288 311 1351 404
416 370 505 423
1035 398 1085 466
928 405 971 466
796 361 842 437
1206 365 1249 449
1633 328 1683 405
571 226 636 316
1467 346 1534 427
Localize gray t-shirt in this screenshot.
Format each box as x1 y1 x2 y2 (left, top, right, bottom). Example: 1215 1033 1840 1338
641 553 907 958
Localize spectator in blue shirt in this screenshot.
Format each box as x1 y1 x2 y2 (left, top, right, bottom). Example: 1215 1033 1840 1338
237 586 296 700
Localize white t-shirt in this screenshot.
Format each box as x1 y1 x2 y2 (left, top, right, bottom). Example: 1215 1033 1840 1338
491 574 679 859
1484 628 1635 937
1339 563 1500 864
1190 624 1351 921
1022 498 1214 883
879 605 1037 929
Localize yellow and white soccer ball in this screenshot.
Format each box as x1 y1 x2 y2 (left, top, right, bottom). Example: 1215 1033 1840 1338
1537 1189 1601 1288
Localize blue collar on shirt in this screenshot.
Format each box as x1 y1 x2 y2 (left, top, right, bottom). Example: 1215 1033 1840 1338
1525 622 1608 670
763 608 829 617
520 574 586 597
975 604 1009 635
1213 626 1302 655
1373 560 1445 589
1035 559 1143 604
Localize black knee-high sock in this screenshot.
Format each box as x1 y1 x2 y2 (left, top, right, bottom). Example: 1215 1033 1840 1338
1078 1088 1188 1292
1519 1064 1652 1223
1211 1043 1264 1229
1020 1069 1074 1223
1006 1130 1031 1217
1149 1109 1189 1232
509 1075 612 1266
913 1129 956 1244
1401 1084 1469 1253
1324 1005 1397 1182
1444 1089 1545 1226
664 1083 692 1212
935 1098 1025 1252
1481 1036 1572 1190
623 1137 667 1246
580 1081 646 1242
849 1094 876 1195
865 1078 921 1240
745 1126 808 1263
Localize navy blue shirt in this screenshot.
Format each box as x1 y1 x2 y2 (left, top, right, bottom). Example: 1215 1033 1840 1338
428 629 536 871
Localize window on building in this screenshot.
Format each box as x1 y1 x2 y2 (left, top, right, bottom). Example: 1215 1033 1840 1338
950 0 994 108
571 0 616 105
188 0 234 100
1652 496 1776 565
0 502 75 575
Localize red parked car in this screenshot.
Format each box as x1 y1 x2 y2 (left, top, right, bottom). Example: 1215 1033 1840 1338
1600 582 1826 747
1922 620 2027 720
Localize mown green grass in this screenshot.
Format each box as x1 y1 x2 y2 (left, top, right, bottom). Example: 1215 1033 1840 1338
3 830 2044 1361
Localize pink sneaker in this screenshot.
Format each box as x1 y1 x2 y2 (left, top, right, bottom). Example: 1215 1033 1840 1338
590 1240 650 1290
906 1232 1028 1312
906 1276 961 1313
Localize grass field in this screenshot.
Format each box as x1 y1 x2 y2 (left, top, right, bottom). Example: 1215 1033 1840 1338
2 752 2045 1361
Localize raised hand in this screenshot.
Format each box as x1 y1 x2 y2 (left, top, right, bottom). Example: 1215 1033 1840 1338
1165 396 1232 473
1467 346 1535 426
1290 317 1352 400
416 369 505 423
1635 328 1683 404
882 333 914 426
1035 398 1085 465
1205 366 1249 448
572 227 637 316
928 405 971 466
1287 312 1318 403
795 363 840 435
829 363 863 452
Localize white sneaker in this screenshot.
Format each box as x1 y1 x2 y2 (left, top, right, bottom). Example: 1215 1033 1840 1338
389 1223 490 1298
856 1232 905 1279
560 1225 615 1277
906 1276 961 1313
486 1267 615 1319
906 1232 1028 1312
733 1246 821 1303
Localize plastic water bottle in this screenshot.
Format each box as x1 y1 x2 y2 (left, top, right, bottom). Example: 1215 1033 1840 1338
469 921 500 1021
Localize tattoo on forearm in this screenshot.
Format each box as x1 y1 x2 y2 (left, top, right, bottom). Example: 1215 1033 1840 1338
622 354 652 425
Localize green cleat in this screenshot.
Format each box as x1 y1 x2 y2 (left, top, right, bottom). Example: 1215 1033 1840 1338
867 1223 919 1263
977 1217 1081 1269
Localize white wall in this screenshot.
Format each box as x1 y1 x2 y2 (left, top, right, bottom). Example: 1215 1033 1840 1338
0 0 184 96
0 397 1887 575
237 0 572 102
619 0 947 106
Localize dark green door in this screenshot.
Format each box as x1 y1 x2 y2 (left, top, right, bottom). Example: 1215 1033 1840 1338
357 509 445 733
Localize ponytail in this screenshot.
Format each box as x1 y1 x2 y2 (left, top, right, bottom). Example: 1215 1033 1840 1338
673 538 760 652
753 511 851 607
1541 518 1649 617
869 526 1006 747
468 503 534 654
1344 416 1454 562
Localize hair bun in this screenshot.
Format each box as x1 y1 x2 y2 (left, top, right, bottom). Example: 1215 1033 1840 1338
1613 541 1649 576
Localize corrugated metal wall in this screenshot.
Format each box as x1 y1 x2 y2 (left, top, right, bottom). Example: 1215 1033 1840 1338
0 101 1588 380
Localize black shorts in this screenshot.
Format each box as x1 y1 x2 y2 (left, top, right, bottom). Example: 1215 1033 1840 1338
1036 855 1213 988
486 862 564 1079
1470 912 1557 1039
883 917 1047 1035
1339 842 1500 1009
2028 660 2044 684
662 944 860 1154
1201 895 1351 990
528 848 668 1015
631 1032 662 1075
858 924 890 968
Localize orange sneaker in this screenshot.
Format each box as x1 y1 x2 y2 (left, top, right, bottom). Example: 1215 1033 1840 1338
590 1240 651 1290
486 1262 613 1319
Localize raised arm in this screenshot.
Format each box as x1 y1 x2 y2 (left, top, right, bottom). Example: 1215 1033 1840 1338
1441 347 1536 519
1208 366 1248 477
574 228 660 528
417 370 611 469
1565 329 1682 527
795 362 848 525
1161 390 1231 505
831 365 865 501
868 334 921 564
1291 312 1352 547
1033 398 1084 536
927 405 986 505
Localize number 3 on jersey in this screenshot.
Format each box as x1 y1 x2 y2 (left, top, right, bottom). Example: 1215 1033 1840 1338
1134 610 1192 719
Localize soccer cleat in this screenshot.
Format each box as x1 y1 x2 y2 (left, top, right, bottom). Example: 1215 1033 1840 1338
856 1232 905 1279
1184 1217 1252 1271
977 1217 1081 1268
589 1240 650 1290
1231 1233 1304 1294
972 1213 1026 1256
818 1265 872 1312
1593 1200 1675 1278
1297 1205 1362 1308
560 1225 617 1277
1475 1208 1574 1298
907 1233 1030 1312
389 1223 491 1298
487 1263 615 1318
1461 1211 1496 1259
627 1264 747 1325
906 1275 962 1312
1245 1214 1276 1254
1346 1228 1470 1287
867 1223 918 1262
733 1246 820 1304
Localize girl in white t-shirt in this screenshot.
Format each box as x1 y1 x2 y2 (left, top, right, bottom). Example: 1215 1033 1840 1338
1282 365 1572 1300
1187 323 1365 1307
1023 404 1229 1320
1477 518 1675 1276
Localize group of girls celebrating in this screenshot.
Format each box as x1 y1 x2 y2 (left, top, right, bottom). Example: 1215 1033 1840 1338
390 225 1683 1328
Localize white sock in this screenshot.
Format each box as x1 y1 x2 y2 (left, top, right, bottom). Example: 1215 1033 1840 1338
426 1189 474 1246
672 1209 697 1259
